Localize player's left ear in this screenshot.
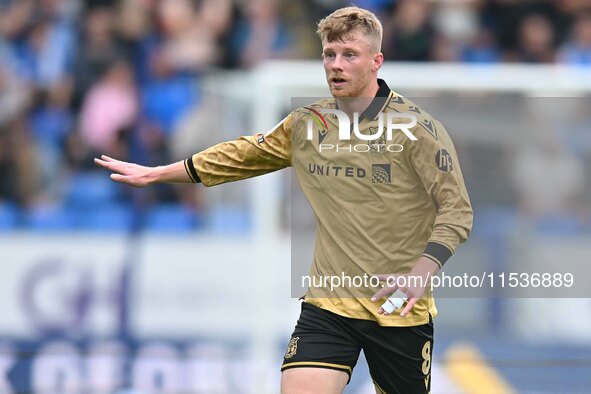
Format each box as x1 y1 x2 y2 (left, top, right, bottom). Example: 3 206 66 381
372 52 384 72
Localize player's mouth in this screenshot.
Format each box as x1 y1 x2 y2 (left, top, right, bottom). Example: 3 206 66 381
330 76 348 88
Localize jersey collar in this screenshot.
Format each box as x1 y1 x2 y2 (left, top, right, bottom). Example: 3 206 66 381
360 78 393 121
333 79 393 121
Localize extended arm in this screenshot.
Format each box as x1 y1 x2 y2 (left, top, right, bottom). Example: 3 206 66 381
189 115 292 186
94 155 192 187
95 114 293 187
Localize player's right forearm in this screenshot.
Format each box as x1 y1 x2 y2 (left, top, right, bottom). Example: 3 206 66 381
151 160 197 184
94 155 197 187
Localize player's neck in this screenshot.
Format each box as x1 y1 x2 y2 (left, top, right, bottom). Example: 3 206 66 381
336 79 380 119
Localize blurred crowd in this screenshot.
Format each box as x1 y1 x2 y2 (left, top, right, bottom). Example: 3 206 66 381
0 0 590 231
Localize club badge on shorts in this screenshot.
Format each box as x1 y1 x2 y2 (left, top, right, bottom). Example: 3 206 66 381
284 337 299 359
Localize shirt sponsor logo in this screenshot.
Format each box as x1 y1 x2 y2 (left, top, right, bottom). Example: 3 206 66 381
371 164 392 183
308 163 366 178
307 163 392 184
436 149 453 172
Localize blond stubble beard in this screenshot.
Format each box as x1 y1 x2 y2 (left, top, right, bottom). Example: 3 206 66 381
329 74 373 98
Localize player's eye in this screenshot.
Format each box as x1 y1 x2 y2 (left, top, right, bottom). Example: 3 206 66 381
324 52 335 59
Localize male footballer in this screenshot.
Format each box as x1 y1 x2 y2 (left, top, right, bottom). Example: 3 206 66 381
95 7 472 394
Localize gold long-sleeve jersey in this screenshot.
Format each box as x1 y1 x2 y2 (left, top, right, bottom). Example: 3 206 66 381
186 79 473 326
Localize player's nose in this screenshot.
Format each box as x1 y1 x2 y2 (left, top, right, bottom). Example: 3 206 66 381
331 54 344 71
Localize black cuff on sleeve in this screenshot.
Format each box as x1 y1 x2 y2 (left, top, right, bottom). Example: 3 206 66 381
184 158 201 184
422 242 453 268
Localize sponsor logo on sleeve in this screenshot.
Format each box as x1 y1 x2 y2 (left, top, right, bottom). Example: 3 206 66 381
435 149 453 172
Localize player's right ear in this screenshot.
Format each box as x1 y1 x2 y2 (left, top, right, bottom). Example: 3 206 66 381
372 52 384 72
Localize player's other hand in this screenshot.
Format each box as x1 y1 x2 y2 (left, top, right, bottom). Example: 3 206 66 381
371 257 439 317
94 155 155 187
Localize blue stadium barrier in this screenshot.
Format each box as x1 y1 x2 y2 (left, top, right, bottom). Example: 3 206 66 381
23 204 77 231
143 204 203 232
65 172 121 209
0 202 18 230
77 203 134 232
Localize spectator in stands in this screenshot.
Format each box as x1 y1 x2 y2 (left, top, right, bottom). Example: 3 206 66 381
155 0 220 73
382 0 434 61
506 14 556 63
0 113 40 207
557 0 591 16
352 0 391 15
137 0 219 136
115 0 152 61
433 0 480 62
0 59 36 205
559 13 591 65
11 1 76 89
78 59 138 161
0 0 35 44
74 6 127 108
226 0 293 68
28 82 74 200
461 29 501 63
0 129 17 203
0 62 31 127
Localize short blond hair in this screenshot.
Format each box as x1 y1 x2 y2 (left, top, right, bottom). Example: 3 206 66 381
317 7 383 52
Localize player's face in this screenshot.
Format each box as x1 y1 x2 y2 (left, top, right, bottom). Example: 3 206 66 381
322 30 383 98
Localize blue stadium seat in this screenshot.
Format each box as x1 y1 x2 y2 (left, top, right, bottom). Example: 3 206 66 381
144 204 201 232
23 204 77 231
77 203 134 232
65 172 121 209
0 202 18 230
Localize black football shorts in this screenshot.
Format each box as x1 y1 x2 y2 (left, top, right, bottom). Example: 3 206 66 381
281 302 433 394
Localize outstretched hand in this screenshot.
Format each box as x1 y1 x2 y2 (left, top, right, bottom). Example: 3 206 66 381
94 155 154 187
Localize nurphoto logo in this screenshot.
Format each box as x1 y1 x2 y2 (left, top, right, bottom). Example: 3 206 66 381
305 107 418 153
